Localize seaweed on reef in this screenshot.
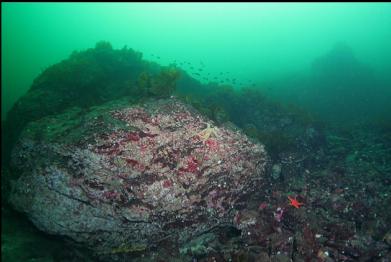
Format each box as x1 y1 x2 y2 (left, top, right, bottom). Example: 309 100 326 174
2 39 321 172
3 41 158 166
136 67 180 98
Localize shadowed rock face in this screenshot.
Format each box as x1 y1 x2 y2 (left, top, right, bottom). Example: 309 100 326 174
9 98 268 258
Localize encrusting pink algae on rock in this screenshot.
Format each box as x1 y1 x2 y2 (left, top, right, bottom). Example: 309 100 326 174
9 98 269 258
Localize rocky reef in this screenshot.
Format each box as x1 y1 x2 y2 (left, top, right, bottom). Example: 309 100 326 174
3 42 390 261
9 98 268 260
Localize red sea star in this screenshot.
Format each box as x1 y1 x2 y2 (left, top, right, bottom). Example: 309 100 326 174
288 196 304 208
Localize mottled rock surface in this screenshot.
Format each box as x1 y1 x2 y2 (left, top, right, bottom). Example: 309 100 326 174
9 98 268 258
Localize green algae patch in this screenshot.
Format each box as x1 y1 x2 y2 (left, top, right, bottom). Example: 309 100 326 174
110 243 148 254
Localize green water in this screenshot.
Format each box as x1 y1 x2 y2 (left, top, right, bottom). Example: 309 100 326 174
3 3 391 122
2 3 391 262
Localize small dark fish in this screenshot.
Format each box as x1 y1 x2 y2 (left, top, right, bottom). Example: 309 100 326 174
157 56 161 59
190 66 194 70
194 72 200 76
198 68 203 71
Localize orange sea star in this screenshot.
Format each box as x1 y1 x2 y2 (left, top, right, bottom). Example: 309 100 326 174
288 196 304 209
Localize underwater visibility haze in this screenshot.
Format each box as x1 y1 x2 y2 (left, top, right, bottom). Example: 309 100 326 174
2 3 391 261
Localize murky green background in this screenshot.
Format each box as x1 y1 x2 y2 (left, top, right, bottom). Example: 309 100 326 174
3 3 391 123
2 3 391 261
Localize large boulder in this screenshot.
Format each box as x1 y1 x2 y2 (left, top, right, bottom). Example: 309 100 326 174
9 97 268 258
